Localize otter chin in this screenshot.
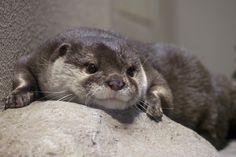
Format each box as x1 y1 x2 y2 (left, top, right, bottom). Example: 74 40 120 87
93 93 134 110
89 84 138 110
94 99 131 110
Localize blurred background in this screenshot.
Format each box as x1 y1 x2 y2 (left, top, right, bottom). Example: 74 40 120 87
0 0 236 97
112 0 236 78
0 0 236 155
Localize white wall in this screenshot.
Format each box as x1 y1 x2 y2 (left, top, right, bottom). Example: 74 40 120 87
111 0 162 42
172 0 236 77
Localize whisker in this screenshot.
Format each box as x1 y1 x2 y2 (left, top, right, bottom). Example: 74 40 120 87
139 99 174 110
132 105 143 113
137 103 147 112
67 95 75 103
85 87 100 106
138 100 148 108
34 90 67 94
57 94 73 101
85 90 94 106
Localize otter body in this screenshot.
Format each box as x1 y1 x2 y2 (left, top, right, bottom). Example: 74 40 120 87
141 43 236 149
3 27 236 150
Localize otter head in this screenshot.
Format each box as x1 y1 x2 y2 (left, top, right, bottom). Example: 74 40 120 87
45 40 148 110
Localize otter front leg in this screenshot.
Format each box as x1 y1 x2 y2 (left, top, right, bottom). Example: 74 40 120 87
4 56 39 109
145 78 173 121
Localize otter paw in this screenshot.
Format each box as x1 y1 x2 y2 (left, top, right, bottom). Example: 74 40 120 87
146 102 163 122
4 91 35 109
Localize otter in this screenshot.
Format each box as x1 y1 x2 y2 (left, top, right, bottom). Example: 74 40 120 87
2 27 236 150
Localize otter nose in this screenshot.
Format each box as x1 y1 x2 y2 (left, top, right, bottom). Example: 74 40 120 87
106 80 125 91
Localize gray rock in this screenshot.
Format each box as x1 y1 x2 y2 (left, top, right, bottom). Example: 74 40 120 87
0 101 219 157
220 141 236 157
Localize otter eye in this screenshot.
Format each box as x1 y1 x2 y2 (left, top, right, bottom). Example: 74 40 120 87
126 66 136 77
86 64 98 74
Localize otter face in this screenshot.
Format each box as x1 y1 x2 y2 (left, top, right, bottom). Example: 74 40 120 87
46 41 148 110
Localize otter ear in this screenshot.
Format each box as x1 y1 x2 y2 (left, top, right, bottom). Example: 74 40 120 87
51 43 71 61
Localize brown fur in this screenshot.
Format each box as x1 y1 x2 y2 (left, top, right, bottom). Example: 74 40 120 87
2 27 236 150
138 43 236 149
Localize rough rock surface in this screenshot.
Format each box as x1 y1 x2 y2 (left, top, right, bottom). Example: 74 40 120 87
0 101 219 157
220 141 236 157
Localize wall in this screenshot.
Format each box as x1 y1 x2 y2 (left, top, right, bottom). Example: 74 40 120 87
111 0 174 42
171 0 236 77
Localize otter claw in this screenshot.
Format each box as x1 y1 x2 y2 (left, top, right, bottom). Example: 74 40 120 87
4 91 35 109
146 103 163 122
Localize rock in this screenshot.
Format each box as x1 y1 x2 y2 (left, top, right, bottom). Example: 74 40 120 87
0 101 219 157
220 141 236 157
